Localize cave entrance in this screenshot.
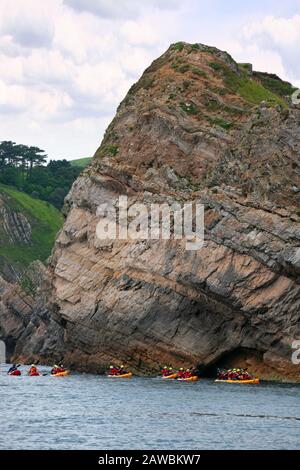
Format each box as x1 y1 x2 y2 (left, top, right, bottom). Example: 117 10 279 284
200 347 264 378
0 340 6 364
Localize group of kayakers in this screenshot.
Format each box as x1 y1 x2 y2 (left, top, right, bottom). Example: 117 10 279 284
107 365 130 376
161 366 198 380
7 363 41 376
6 363 258 383
217 368 253 381
51 364 68 376
7 363 68 377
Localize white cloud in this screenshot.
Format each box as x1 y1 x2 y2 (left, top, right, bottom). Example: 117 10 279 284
64 0 180 19
0 1 299 160
243 14 300 79
244 15 300 46
0 0 58 48
120 20 158 47
0 80 27 112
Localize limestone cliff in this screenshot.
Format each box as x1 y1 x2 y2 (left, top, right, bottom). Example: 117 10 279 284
2 43 300 381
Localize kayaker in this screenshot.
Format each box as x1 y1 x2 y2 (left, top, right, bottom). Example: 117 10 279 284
182 369 192 379
108 365 119 376
239 369 252 380
229 369 239 380
28 364 39 376
7 364 18 374
51 364 60 375
118 365 128 375
161 366 169 376
217 369 228 380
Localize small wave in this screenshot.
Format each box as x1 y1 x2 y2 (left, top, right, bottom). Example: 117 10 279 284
192 412 300 421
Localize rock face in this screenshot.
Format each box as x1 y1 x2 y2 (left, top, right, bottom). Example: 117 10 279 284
0 261 65 362
2 43 300 380
0 193 32 281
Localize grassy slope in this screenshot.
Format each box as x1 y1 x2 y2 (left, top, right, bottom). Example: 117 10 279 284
0 184 63 269
208 60 288 107
70 157 92 167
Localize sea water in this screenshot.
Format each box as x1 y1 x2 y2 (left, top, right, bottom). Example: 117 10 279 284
0 364 299 450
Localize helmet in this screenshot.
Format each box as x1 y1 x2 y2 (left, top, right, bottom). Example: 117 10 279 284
120 365 124 368
110 366 114 369
180 368 184 370
54 365 59 368
169 367 172 370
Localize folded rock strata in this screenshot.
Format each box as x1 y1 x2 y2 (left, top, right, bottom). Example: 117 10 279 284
1 42 300 380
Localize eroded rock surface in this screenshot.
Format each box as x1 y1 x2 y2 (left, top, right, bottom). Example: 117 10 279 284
2 43 300 380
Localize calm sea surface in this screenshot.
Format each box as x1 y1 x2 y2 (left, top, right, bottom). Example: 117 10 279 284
0 364 299 450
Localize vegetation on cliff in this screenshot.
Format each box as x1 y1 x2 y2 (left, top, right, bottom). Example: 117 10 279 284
70 157 92 168
0 184 63 279
0 141 84 209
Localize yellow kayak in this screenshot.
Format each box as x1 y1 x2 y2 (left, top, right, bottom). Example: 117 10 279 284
177 376 199 382
51 370 70 377
107 372 133 379
162 373 178 380
215 378 260 384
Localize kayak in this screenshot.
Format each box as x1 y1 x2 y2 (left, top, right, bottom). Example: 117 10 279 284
107 373 132 379
28 373 40 377
8 370 21 376
162 373 178 379
51 370 70 377
177 376 199 382
215 378 260 384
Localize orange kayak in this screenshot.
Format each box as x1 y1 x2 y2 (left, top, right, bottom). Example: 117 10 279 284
108 372 132 379
51 370 70 377
162 373 178 379
215 378 260 384
177 376 199 382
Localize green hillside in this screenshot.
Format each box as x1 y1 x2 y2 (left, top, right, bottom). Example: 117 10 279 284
70 157 92 167
0 184 63 273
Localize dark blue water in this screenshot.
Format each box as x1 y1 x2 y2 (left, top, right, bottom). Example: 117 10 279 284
0 364 299 450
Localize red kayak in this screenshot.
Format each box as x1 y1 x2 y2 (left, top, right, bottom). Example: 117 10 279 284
9 370 21 376
28 372 40 377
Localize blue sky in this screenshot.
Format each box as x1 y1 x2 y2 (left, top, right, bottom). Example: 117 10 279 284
0 0 299 160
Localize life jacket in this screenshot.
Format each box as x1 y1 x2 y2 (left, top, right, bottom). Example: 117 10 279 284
183 371 192 378
29 367 39 376
9 369 21 376
164 370 174 376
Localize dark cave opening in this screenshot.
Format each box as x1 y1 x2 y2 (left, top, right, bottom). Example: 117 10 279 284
4 336 17 363
199 347 264 378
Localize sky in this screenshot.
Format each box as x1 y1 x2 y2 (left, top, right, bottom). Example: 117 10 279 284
0 0 300 161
